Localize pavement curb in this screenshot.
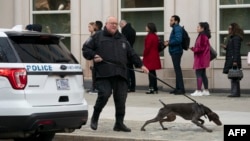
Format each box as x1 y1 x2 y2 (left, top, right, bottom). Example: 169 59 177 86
55 134 166 141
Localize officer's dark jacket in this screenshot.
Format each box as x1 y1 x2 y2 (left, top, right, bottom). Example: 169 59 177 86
82 27 143 80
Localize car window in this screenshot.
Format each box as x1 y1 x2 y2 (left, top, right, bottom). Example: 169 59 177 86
0 37 17 62
9 36 78 63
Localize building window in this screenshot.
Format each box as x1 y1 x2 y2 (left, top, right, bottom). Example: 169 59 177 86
218 0 250 56
31 0 71 50
119 0 164 56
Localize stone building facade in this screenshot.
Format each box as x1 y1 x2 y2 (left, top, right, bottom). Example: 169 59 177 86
0 0 249 92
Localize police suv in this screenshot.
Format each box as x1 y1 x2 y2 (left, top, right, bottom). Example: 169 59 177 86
0 26 88 141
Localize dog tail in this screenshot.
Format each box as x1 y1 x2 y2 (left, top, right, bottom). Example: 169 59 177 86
159 99 167 107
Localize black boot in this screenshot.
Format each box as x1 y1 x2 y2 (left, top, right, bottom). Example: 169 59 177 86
113 116 131 132
90 110 100 130
113 122 131 132
228 79 240 97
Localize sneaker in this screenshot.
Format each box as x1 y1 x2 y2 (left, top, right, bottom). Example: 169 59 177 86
202 90 210 96
190 90 203 96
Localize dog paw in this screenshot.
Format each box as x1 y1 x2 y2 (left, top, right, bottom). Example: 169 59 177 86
141 128 146 131
207 129 213 132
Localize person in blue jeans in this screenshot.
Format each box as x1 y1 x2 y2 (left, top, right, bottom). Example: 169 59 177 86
165 15 185 94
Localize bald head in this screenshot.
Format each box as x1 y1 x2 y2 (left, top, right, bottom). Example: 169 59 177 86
105 16 119 35
119 19 127 28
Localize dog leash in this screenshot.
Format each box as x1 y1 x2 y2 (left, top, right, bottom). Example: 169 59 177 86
99 59 198 103
99 59 208 118
139 70 198 103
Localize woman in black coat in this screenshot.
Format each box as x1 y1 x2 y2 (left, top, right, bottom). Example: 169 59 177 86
222 23 244 97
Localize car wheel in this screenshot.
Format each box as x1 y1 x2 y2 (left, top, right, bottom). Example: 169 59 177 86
14 132 55 141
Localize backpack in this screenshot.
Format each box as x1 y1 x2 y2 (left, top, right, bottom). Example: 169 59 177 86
158 37 166 52
181 27 190 50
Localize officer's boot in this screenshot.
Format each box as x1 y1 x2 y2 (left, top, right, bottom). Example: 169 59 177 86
90 110 100 130
113 115 131 132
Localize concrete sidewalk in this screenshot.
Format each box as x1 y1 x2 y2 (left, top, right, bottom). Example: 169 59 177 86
55 91 250 141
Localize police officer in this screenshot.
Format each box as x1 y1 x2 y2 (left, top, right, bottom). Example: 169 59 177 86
82 16 149 132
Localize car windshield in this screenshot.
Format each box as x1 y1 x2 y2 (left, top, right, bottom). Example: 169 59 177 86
9 35 77 64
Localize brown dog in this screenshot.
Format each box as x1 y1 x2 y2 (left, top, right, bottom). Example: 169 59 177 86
141 100 222 132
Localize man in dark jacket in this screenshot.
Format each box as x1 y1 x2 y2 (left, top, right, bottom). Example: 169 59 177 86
120 19 136 92
165 15 185 94
82 16 149 132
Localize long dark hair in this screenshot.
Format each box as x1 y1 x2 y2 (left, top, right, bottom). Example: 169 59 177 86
199 22 211 39
230 23 244 40
147 22 157 33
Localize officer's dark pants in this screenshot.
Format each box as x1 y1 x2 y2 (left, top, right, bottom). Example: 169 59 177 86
93 76 128 123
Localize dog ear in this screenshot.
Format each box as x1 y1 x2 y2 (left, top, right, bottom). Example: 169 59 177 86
207 112 214 121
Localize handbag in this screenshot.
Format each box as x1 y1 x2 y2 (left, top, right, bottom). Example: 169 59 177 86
158 37 166 52
210 46 217 61
228 67 243 80
248 52 250 65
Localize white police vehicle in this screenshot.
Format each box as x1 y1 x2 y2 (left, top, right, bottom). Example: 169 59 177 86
0 26 88 141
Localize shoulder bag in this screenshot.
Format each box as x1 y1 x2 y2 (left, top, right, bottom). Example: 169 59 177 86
158 37 166 52
210 46 217 61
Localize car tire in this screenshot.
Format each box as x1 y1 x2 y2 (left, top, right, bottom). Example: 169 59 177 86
14 132 55 141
